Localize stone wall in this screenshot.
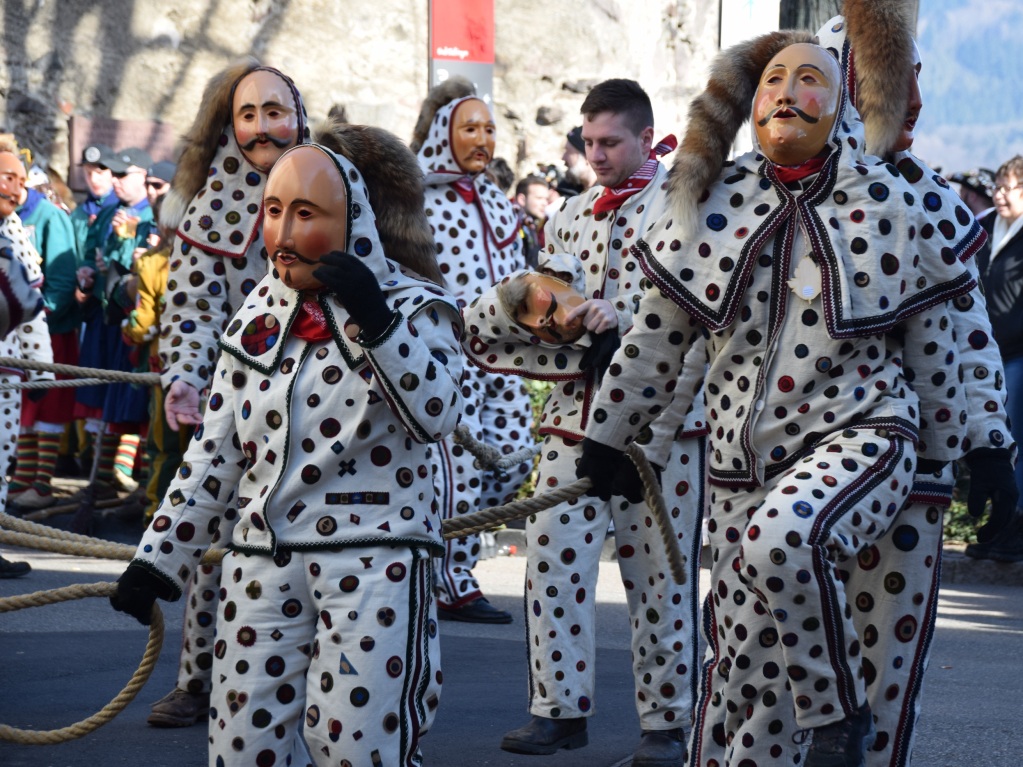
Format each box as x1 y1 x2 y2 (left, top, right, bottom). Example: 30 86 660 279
0 0 720 184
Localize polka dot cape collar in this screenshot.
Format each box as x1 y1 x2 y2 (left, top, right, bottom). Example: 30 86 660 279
417 96 519 251
176 67 309 260
219 145 459 373
635 59 982 339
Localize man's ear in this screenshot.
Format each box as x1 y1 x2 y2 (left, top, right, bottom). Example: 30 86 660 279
640 126 655 154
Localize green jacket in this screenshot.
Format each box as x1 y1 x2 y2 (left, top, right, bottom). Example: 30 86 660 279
18 189 79 334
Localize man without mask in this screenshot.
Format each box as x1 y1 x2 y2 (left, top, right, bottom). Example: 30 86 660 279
460 79 708 767
577 35 986 767
111 130 463 767
412 78 533 625
143 59 309 729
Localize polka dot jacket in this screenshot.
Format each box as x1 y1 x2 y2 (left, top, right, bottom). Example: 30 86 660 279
815 20 1013 457
588 87 984 487
133 150 465 598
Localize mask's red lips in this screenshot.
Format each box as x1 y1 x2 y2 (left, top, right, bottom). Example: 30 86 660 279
774 107 797 119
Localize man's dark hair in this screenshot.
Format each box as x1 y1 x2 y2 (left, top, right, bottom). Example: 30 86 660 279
580 79 654 136
515 174 549 198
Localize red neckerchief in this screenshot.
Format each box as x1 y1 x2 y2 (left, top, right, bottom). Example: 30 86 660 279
592 135 677 216
292 297 331 342
453 176 477 204
772 154 828 184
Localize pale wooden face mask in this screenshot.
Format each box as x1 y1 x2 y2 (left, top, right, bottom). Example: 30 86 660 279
753 43 841 167
513 272 587 344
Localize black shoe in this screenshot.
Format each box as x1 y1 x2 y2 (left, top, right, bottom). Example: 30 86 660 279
964 540 994 560
500 715 588 755
804 704 876 767
54 454 82 478
437 596 513 624
632 727 686 767
0 555 31 578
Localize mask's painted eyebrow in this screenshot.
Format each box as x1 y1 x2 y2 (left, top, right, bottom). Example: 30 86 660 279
238 100 292 111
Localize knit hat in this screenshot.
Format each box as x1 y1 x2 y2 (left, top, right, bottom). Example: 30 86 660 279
566 126 585 155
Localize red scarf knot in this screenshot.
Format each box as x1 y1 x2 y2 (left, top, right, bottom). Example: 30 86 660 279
592 135 678 216
292 297 332 342
453 176 477 205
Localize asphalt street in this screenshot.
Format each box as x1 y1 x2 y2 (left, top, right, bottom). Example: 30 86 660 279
2 517 1022 766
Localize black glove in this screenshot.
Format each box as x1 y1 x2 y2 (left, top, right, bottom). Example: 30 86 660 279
614 456 662 505
313 251 393 340
579 330 621 383
576 438 628 501
26 387 47 403
109 564 174 626
964 447 1020 543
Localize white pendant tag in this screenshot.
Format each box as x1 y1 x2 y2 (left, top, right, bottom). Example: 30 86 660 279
787 255 821 304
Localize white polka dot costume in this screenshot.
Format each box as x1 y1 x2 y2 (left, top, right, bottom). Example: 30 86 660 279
0 218 49 510
157 66 309 696
814 17 1013 767
584 60 985 765
463 164 709 730
131 146 464 766
418 96 533 607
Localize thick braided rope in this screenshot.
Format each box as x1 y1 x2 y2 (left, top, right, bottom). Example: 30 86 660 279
0 582 164 744
0 356 160 385
452 424 542 472
0 377 110 390
441 477 593 538
0 510 225 565
626 443 688 585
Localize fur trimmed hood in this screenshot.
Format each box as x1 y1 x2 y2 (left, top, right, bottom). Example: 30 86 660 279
666 29 815 239
816 0 916 159
409 76 476 154
314 118 443 285
161 61 308 257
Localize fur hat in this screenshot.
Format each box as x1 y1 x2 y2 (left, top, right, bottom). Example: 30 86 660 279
409 76 476 154
315 118 444 286
666 29 815 238
161 59 308 236
816 0 917 159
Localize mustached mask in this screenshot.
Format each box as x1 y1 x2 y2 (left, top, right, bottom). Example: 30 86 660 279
753 43 842 167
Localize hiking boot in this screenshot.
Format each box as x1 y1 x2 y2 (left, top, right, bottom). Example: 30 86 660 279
804 704 876 767
632 727 686 767
437 596 513 624
501 715 588 755
147 687 210 727
11 487 56 510
0 555 31 578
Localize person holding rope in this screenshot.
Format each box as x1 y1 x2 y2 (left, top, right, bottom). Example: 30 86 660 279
577 33 1012 767
110 124 464 766
465 79 707 766
140 59 309 727
0 143 47 577
412 77 533 623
